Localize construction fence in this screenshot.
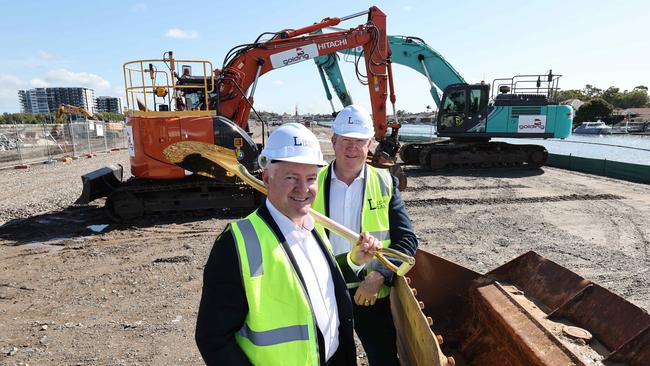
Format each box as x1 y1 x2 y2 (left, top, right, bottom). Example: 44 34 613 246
547 153 650 184
0 121 128 169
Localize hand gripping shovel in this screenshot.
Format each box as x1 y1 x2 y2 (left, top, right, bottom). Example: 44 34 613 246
163 141 415 276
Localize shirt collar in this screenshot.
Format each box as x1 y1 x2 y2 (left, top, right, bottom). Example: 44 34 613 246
330 161 365 183
265 199 315 234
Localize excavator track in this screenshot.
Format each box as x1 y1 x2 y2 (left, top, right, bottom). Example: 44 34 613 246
105 174 262 222
400 141 548 170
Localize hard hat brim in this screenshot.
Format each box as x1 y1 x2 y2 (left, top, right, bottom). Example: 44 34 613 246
334 131 374 139
271 156 328 167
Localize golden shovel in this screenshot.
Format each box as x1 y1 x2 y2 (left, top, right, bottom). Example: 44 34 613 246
164 141 415 276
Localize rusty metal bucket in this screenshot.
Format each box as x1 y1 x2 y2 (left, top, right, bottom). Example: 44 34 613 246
392 250 649 366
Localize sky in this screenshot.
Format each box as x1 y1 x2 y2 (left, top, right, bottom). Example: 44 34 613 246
1 0 648 115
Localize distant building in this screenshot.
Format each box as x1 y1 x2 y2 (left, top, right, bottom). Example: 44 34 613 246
96 96 122 114
18 88 50 114
613 108 650 122
562 98 585 111
17 87 96 114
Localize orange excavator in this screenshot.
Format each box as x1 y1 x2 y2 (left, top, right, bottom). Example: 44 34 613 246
76 6 401 220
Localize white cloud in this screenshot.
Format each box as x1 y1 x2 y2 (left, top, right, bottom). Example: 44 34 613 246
37 51 59 61
0 74 25 87
165 28 199 39
132 3 147 12
44 69 111 91
30 78 49 88
273 80 284 85
0 74 27 112
112 86 125 97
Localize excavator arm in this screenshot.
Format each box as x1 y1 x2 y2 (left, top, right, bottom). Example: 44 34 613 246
315 35 465 115
55 104 95 123
213 7 390 135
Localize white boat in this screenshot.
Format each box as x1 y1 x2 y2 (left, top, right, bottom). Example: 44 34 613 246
573 121 612 135
611 121 649 134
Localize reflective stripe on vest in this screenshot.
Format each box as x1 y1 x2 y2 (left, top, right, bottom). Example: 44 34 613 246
313 164 393 298
238 323 309 346
230 212 322 366
237 218 263 277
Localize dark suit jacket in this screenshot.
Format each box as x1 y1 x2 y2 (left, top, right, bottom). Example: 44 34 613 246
320 163 418 286
195 203 357 365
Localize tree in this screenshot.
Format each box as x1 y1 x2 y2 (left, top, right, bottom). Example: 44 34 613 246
96 112 126 121
557 89 587 102
574 98 613 124
601 86 622 106
634 85 648 91
582 84 603 98
619 89 650 109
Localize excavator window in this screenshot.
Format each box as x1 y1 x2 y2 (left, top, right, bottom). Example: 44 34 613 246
440 89 466 129
469 89 481 114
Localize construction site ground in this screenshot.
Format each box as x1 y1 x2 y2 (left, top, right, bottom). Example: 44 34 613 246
1 124 649 365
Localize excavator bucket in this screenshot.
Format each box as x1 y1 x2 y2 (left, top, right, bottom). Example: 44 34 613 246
74 164 124 204
393 250 650 366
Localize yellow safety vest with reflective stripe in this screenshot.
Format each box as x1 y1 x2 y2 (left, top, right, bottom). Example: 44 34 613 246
230 210 335 366
312 164 393 298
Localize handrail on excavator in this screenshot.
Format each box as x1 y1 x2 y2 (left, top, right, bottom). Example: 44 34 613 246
123 51 215 115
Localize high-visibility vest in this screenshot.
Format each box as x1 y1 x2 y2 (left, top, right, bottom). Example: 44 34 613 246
312 164 393 298
230 210 335 366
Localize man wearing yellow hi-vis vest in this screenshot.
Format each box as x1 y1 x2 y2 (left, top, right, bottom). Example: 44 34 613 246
196 123 382 365
312 105 418 366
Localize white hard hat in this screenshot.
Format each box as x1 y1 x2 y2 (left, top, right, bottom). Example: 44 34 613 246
333 104 375 139
259 123 327 167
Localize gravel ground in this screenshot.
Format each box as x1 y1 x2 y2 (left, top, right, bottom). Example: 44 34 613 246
1 124 649 365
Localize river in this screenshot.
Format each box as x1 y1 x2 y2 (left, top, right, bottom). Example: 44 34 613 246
316 121 650 165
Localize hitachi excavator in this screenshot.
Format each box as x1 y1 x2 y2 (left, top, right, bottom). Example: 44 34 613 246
314 35 573 169
76 6 401 220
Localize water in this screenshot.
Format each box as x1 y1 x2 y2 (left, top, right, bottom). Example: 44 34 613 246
315 121 650 165
497 134 650 165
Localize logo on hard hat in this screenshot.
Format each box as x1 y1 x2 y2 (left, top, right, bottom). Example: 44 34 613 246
293 136 315 147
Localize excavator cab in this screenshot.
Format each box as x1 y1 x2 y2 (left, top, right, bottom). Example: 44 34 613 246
437 83 490 136
76 52 262 220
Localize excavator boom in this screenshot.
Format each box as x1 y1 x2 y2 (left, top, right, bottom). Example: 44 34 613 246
55 104 95 123
215 6 390 134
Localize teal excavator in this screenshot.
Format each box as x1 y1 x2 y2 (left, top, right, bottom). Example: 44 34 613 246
314 35 573 169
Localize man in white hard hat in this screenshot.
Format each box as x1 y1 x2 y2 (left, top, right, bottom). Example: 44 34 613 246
312 105 418 366
196 123 382 366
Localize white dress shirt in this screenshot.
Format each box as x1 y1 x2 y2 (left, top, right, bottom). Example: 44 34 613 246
328 164 365 256
265 200 339 361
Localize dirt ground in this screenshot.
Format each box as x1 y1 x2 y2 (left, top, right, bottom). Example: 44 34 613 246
1 124 649 365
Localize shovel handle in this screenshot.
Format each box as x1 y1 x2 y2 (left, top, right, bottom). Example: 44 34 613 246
310 209 415 276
